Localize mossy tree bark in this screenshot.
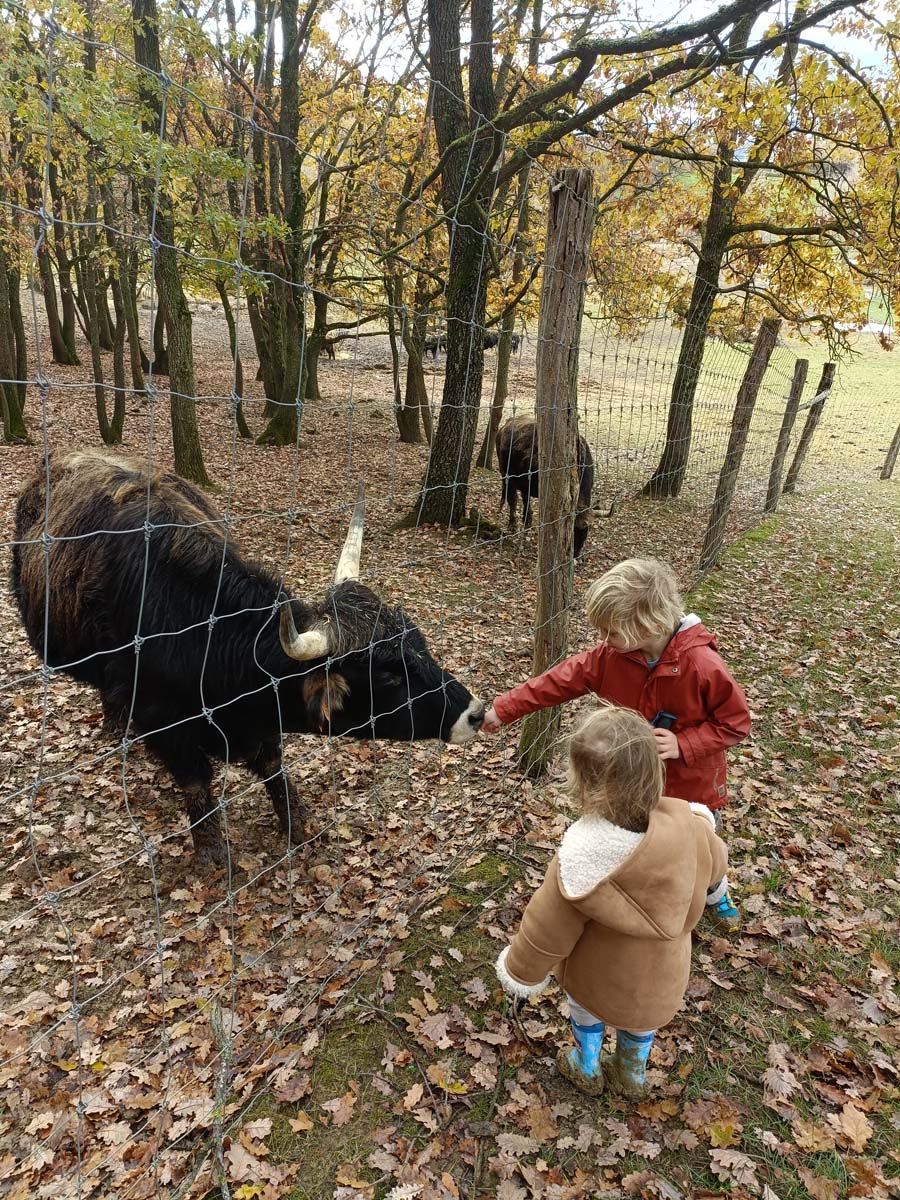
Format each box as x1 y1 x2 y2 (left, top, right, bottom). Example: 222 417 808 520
518 169 595 778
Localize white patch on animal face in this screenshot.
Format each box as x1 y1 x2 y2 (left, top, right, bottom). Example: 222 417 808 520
447 697 486 743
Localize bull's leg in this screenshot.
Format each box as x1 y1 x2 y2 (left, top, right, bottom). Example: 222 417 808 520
507 485 518 532
146 731 224 867
247 741 307 844
100 661 133 736
522 487 533 530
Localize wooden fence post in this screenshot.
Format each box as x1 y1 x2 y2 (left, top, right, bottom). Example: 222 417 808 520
881 418 900 480
699 317 781 571
783 362 835 493
765 358 808 514
518 168 595 779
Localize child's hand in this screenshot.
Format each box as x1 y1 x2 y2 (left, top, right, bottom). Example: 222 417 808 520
481 705 502 734
654 728 680 760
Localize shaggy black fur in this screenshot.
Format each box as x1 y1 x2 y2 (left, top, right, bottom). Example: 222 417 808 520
496 417 595 559
12 452 481 866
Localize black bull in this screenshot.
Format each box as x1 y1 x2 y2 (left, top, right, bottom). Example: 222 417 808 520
497 417 595 558
11 452 484 866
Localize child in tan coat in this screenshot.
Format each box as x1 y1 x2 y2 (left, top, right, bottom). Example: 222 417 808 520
496 706 728 1098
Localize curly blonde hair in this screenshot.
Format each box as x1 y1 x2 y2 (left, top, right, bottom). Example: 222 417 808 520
584 558 682 645
567 706 663 832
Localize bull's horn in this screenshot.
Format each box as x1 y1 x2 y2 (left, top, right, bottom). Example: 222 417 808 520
333 480 365 584
279 601 330 661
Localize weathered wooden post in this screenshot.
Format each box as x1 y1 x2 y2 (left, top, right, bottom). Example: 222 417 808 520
765 358 808 513
783 362 835 493
699 317 781 571
518 169 595 779
880 417 900 480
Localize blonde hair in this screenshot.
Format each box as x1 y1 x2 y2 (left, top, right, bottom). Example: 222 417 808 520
584 558 682 644
567 706 663 832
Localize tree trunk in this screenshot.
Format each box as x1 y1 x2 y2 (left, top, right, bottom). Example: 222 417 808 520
698 317 781 570
518 169 594 778
412 0 496 526
783 362 835 493
48 162 80 364
246 293 275 403
765 357 808 512
393 274 432 444
32 194 76 366
477 308 516 467
132 0 211 485
8 264 27 412
644 148 733 498
97 276 115 351
881 419 900 480
256 0 307 446
84 178 116 443
386 288 406 435
129 178 152 376
104 183 144 401
304 290 328 402
152 303 170 375
108 276 128 443
0 237 29 442
215 279 252 439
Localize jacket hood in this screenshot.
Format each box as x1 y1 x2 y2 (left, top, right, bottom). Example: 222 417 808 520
669 614 716 654
556 797 715 940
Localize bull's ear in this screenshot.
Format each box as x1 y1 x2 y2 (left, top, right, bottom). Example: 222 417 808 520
302 671 350 726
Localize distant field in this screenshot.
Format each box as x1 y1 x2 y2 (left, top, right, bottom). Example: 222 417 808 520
489 311 899 510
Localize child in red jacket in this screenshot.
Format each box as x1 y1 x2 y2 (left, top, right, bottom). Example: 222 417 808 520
482 558 750 931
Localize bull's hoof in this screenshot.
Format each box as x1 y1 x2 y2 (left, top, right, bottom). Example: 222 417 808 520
277 807 309 843
193 837 228 869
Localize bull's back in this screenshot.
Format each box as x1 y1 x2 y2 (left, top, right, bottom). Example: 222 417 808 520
12 451 229 671
497 417 539 475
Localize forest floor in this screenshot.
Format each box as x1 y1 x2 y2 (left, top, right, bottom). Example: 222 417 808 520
0 310 897 1199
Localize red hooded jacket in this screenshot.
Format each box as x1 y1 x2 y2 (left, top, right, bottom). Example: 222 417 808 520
492 617 751 810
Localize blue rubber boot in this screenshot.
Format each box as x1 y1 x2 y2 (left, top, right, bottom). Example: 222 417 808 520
605 1030 655 1100
707 881 741 932
557 1017 605 1095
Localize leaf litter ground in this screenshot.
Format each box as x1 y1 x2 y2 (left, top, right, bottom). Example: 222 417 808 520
0 323 897 1199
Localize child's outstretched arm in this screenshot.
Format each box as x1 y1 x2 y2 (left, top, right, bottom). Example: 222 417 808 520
496 857 588 999
481 647 605 735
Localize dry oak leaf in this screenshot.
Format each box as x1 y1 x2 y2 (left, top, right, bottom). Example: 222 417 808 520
622 1172 684 1199
335 1164 374 1193
791 1117 836 1151
418 1012 452 1048
322 1090 357 1127
226 1142 263 1183
496 1132 540 1155
287 1111 313 1133
242 1118 272 1141
827 1103 873 1152
797 1168 839 1200
709 1149 759 1193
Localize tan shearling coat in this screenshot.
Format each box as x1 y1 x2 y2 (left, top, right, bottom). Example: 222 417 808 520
497 796 728 1032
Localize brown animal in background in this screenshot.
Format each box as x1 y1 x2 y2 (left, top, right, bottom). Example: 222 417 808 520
496 417 595 559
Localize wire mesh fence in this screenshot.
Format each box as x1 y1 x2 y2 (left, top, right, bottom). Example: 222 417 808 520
0 2 898 1196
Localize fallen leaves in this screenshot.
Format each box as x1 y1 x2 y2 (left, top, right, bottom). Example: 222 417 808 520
321 1089 357 1127
709 1148 760 1192
826 1102 873 1152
